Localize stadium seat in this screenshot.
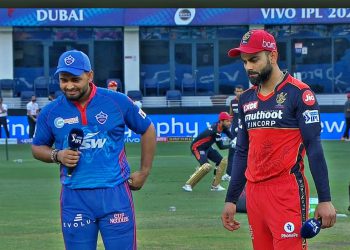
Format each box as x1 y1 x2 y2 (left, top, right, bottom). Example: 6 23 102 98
20 90 35 103
49 78 61 94
181 74 196 95
0 79 15 97
14 78 34 97
33 76 50 97
166 90 182 107
127 90 143 102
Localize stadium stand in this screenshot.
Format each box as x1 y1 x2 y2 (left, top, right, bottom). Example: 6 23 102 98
33 76 50 97
0 79 15 97
166 90 182 107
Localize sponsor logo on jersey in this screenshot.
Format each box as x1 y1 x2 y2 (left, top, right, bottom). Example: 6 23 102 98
62 213 95 228
243 101 258 113
281 222 298 238
303 110 320 124
54 116 79 128
80 131 107 149
110 213 129 224
245 110 283 128
95 111 108 125
302 90 316 106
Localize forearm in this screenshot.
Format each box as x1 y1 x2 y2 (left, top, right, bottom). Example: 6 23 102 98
305 137 331 202
140 123 156 175
31 145 55 163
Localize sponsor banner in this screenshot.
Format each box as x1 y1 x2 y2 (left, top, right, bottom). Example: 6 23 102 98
0 114 345 143
1 8 350 26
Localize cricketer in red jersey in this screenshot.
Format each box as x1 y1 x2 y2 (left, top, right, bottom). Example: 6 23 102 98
182 112 236 192
221 29 336 250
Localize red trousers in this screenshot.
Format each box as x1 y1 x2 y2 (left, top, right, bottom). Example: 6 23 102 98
246 173 310 250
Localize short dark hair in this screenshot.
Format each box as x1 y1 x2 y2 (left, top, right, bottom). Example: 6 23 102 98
235 85 244 90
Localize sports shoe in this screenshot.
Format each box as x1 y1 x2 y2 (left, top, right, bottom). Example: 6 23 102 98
211 184 226 191
221 174 231 181
182 184 193 192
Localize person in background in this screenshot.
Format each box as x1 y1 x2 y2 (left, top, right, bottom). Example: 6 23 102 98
31 49 156 250
182 112 236 192
0 97 10 138
107 80 118 92
222 85 244 182
26 95 39 139
341 93 350 141
221 29 336 250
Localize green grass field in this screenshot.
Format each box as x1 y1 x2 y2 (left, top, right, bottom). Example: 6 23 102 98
0 141 349 250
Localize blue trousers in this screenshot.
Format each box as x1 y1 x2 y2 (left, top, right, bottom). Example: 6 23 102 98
60 182 136 250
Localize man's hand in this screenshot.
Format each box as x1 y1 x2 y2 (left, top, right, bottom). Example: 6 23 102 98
57 149 80 168
128 170 150 191
314 201 337 229
221 202 241 231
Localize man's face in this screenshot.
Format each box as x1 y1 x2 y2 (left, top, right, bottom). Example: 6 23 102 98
59 71 92 101
234 88 244 99
241 51 272 86
31 96 36 102
221 119 232 129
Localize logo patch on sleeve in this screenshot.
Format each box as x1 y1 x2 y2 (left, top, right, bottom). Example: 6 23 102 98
302 90 316 106
138 109 146 119
303 110 319 124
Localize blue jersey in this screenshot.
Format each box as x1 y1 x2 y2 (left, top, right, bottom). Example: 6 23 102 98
33 83 151 189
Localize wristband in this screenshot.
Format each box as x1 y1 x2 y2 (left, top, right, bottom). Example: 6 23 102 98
50 149 61 164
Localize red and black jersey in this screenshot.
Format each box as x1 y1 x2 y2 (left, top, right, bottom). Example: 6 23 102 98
191 122 234 151
226 73 331 203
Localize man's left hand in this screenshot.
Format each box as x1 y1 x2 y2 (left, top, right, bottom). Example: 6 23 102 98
314 201 337 229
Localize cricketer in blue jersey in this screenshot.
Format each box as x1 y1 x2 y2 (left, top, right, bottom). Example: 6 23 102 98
31 50 156 250
220 30 336 250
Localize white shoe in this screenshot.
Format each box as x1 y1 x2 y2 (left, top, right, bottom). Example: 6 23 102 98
182 184 193 192
221 174 231 181
211 184 226 191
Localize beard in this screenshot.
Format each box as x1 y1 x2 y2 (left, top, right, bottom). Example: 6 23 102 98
63 83 89 101
247 61 273 86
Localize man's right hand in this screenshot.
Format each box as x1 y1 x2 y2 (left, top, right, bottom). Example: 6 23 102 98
221 202 241 231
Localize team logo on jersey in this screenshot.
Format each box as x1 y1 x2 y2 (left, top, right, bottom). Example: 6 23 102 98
243 101 258 113
303 110 320 124
95 111 108 124
276 92 287 105
64 55 75 65
302 90 316 106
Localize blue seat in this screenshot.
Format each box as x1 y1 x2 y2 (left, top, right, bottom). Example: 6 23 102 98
14 78 34 97
21 90 35 102
34 76 50 97
49 78 61 94
0 79 15 97
127 90 143 101
166 90 182 107
181 75 196 95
